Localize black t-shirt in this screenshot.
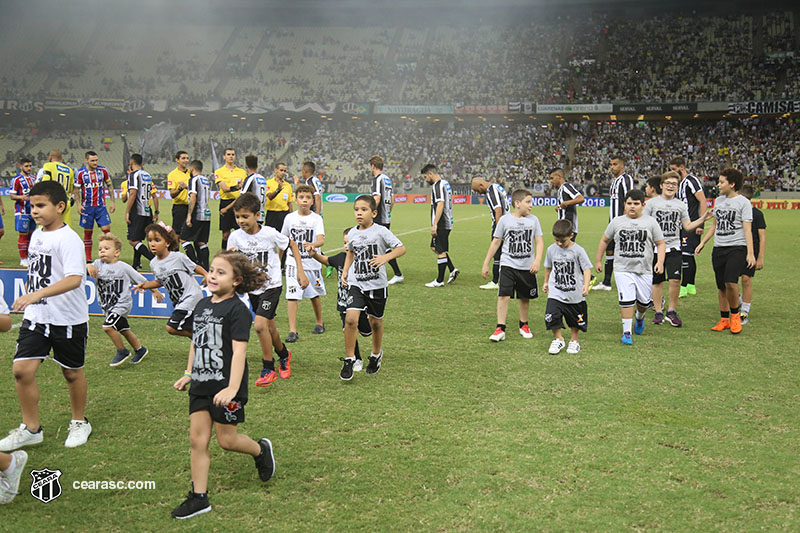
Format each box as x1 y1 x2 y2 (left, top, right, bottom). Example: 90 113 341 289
327 252 348 313
751 207 766 256
189 295 252 400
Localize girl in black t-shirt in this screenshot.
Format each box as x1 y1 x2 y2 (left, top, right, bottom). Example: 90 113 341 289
170 251 273 520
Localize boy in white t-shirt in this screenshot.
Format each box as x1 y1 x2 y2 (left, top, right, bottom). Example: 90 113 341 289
0 181 93 452
281 185 325 343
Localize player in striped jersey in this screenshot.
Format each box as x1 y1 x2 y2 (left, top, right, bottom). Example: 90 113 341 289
593 155 634 291
75 151 116 262
10 158 35 265
36 149 74 226
550 168 584 240
370 155 404 285
669 157 708 298
471 176 508 289
181 160 211 270
423 164 458 287
125 154 158 270
294 161 323 216
241 154 268 223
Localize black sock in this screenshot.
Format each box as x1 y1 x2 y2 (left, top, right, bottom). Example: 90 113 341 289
603 257 613 285
496 323 506 331
519 321 528 328
731 306 740 315
721 311 730 319
445 254 455 271
135 242 154 261
388 258 402 277
182 242 197 263
198 244 210 270
437 259 447 283
193 492 208 499
685 256 697 285
275 344 289 359
262 359 275 371
492 262 500 284
681 257 690 287
221 238 228 251
354 339 361 360
133 248 141 269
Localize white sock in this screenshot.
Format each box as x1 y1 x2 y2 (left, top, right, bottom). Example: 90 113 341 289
742 302 751 314
345 356 355 361
622 318 632 333
635 309 646 320
371 351 382 358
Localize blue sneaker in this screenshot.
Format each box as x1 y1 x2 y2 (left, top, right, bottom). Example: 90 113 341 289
621 332 633 345
634 317 645 335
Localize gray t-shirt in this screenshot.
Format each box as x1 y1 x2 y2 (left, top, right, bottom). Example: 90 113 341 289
643 196 689 252
92 259 146 315
544 243 593 304
603 215 664 274
150 252 204 311
346 223 404 291
493 213 543 270
713 194 753 248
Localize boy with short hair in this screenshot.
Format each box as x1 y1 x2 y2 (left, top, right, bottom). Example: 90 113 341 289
181 160 211 270
281 185 326 342
543 220 592 354
644 172 712 326
0 181 92 451
228 193 308 386
696 168 755 334
595 189 666 345
9 158 35 266
481 189 544 342
738 185 765 324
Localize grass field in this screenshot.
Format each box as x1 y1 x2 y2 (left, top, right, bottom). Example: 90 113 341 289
0 200 798 531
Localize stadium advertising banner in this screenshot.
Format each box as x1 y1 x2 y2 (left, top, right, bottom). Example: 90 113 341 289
374 104 454 114
0 97 146 113
727 100 800 115
536 103 613 114
613 103 697 113
454 104 509 115
392 194 430 204
0 268 208 320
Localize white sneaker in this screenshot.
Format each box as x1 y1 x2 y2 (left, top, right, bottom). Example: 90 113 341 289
566 341 581 354
479 281 498 290
19 259 29 268
447 268 460 284
548 339 565 354
387 275 404 285
424 280 444 288
0 450 28 504
489 328 506 342
64 419 92 448
353 359 363 372
740 313 749 325
0 424 43 452
591 283 612 291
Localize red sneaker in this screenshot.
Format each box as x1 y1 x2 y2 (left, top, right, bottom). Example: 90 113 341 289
255 368 278 387
278 351 292 379
519 324 533 338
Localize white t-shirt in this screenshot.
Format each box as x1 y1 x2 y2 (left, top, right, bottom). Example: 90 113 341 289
281 211 325 270
150 252 203 311
346 224 404 291
228 226 289 293
25 224 89 326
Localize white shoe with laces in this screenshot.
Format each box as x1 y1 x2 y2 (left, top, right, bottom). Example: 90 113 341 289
0 450 28 504
566 341 581 354
0 424 43 452
425 280 444 288
387 275 404 285
591 283 612 291
64 419 92 448
548 339 565 354
479 281 498 290
353 359 363 372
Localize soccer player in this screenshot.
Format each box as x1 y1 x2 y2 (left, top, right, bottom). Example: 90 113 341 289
215 148 247 251
549 168 585 241
339 195 406 380
294 160 323 216
592 155 634 291
36 149 74 226
471 175 509 289
181 160 211 270
265 162 294 232
241 155 268 223
543 220 592 354
738 185 765 324
669 157 708 298
481 189 544 342
696 168 755 335
422 164 459 287
167 151 191 236
9 158 35 266
75 151 116 262
0 181 92 451
644 172 712 326
125 153 158 270
595 189 665 345
282 185 326 342
370 155 403 285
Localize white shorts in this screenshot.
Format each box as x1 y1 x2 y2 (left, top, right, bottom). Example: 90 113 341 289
285 267 326 301
614 271 653 308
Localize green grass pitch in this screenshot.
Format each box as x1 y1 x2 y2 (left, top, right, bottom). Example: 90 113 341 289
0 200 797 530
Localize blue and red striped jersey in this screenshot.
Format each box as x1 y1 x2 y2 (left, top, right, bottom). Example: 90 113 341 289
11 173 35 215
75 165 111 207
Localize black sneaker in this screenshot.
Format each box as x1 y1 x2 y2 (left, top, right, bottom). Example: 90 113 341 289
311 324 325 334
131 346 149 364
109 349 131 367
339 358 354 381
254 438 275 482
171 491 211 519
366 351 382 374
285 332 299 343
447 268 460 284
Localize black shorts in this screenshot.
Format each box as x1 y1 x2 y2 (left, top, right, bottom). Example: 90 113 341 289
167 308 194 332
545 299 588 332
265 210 289 232
189 395 246 425
712 246 745 290
14 320 89 370
680 229 701 256
103 312 130 332
171 204 189 235
249 287 281 320
180 220 211 243
653 250 683 284
346 286 387 319
339 309 372 337
498 266 539 299
220 198 237 232
430 229 450 254
128 213 153 242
